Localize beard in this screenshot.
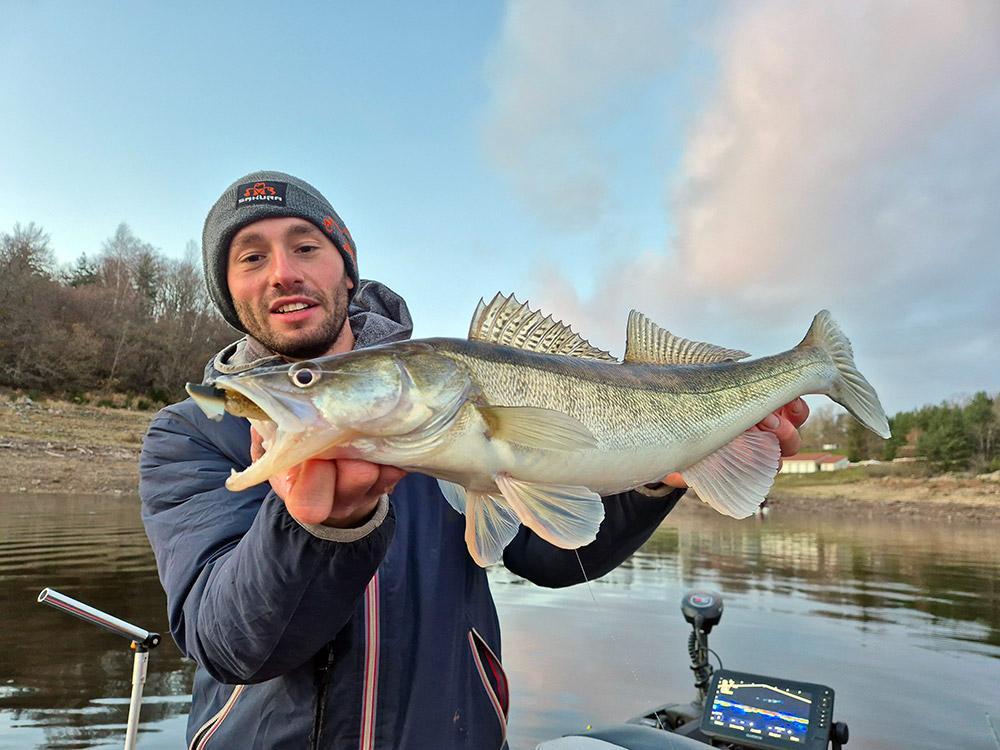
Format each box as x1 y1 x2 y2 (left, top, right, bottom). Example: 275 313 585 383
234 281 351 360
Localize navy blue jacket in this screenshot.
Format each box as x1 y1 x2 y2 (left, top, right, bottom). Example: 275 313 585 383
140 397 683 749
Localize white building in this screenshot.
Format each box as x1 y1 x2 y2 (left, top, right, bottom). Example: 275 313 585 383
780 452 850 474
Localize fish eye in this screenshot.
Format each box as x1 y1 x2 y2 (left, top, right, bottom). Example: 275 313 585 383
289 362 321 388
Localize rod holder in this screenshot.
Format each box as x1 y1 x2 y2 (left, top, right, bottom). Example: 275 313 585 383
37 588 161 649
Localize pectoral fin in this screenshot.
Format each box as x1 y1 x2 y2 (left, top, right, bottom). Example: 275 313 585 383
494 474 604 550
478 405 597 451
680 430 780 518
438 480 522 567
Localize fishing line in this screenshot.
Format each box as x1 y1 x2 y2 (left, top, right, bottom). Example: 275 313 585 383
573 550 598 604
986 712 1000 750
573 550 666 731
572 550 639 682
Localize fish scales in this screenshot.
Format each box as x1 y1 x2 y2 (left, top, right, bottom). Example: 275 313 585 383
187 298 889 567
432 339 831 454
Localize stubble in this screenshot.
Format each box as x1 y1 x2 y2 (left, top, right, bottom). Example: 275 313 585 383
235 282 351 360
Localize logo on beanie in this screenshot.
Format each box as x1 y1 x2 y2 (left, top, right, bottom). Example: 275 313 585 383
323 215 356 257
235 181 288 209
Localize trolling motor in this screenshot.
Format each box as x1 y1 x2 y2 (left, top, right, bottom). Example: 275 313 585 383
37 588 161 750
681 590 724 705
623 590 725 734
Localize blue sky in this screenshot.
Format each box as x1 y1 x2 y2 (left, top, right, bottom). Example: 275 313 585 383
3 1 998 415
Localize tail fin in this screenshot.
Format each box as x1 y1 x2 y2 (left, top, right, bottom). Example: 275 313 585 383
799 311 891 439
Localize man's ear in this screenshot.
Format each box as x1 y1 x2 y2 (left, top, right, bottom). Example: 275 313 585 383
347 275 355 290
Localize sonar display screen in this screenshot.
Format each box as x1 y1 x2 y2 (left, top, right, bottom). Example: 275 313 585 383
708 676 812 744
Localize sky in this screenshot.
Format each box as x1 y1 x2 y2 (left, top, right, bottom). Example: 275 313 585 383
2 0 997 416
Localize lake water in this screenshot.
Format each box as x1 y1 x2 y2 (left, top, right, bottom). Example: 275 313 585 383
0 494 997 750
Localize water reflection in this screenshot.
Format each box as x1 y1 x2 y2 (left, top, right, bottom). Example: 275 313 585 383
492 506 1000 750
0 494 192 750
1 496 998 750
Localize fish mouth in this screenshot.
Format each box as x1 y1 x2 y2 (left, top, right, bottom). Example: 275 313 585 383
186 377 345 493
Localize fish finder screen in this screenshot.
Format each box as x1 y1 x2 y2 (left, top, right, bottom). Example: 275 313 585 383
708 676 812 744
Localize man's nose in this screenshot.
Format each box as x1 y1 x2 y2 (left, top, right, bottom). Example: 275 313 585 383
268 249 302 288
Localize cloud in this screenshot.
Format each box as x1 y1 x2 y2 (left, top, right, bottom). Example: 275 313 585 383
482 0 678 230
514 0 1000 412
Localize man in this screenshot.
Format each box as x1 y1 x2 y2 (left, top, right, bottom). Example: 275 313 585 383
140 170 808 749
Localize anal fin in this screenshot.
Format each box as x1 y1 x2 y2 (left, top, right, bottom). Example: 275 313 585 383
494 475 604 550
680 430 780 518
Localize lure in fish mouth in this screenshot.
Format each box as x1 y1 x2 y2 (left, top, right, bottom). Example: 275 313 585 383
187 294 891 568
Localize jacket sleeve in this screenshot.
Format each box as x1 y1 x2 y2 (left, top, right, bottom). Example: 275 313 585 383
501 487 684 587
139 402 393 684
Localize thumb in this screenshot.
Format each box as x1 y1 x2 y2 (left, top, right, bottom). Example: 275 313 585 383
282 459 337 525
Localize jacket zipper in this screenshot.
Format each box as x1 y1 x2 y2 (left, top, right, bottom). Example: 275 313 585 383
359 573 381 750
310 643 336 750
188 683 246 750
468 628 509 750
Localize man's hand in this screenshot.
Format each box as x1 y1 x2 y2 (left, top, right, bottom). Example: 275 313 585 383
661 398 810 489
250 427 407 528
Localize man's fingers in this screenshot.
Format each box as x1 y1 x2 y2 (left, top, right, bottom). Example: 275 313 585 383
284 459 338 525
335 459 383 500
663 472 687 489
783 398 810 429
758 411 802 457
377 465 408 495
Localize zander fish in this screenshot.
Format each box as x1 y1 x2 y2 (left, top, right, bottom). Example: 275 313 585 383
187 294 889 566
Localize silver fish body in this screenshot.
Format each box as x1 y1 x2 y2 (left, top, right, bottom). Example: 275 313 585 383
188 296 889 566
423 339 835 493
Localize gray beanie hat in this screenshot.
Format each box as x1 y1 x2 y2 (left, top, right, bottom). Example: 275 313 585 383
202 170 360 332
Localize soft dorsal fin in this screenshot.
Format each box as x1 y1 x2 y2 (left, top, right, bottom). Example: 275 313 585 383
468 293 616 361
623 310 750 365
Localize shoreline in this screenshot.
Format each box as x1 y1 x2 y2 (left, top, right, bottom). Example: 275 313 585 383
2 397 998 520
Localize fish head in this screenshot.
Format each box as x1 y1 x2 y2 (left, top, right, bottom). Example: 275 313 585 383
186 343 471 492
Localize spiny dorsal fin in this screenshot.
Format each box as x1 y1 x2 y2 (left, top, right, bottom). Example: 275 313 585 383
468 293 615 361
623 310 750 365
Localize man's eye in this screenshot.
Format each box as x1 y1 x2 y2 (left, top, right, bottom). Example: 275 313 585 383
241 253 264 264
297 245 319 254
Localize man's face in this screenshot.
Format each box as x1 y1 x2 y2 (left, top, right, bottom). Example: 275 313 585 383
227 217 354 359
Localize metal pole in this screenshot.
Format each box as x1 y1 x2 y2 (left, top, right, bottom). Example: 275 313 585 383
37 588 160 749
123 645 149 750
37 588 160 648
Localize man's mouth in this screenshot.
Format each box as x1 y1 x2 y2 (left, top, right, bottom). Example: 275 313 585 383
269 297 321 322
275 302 314 314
